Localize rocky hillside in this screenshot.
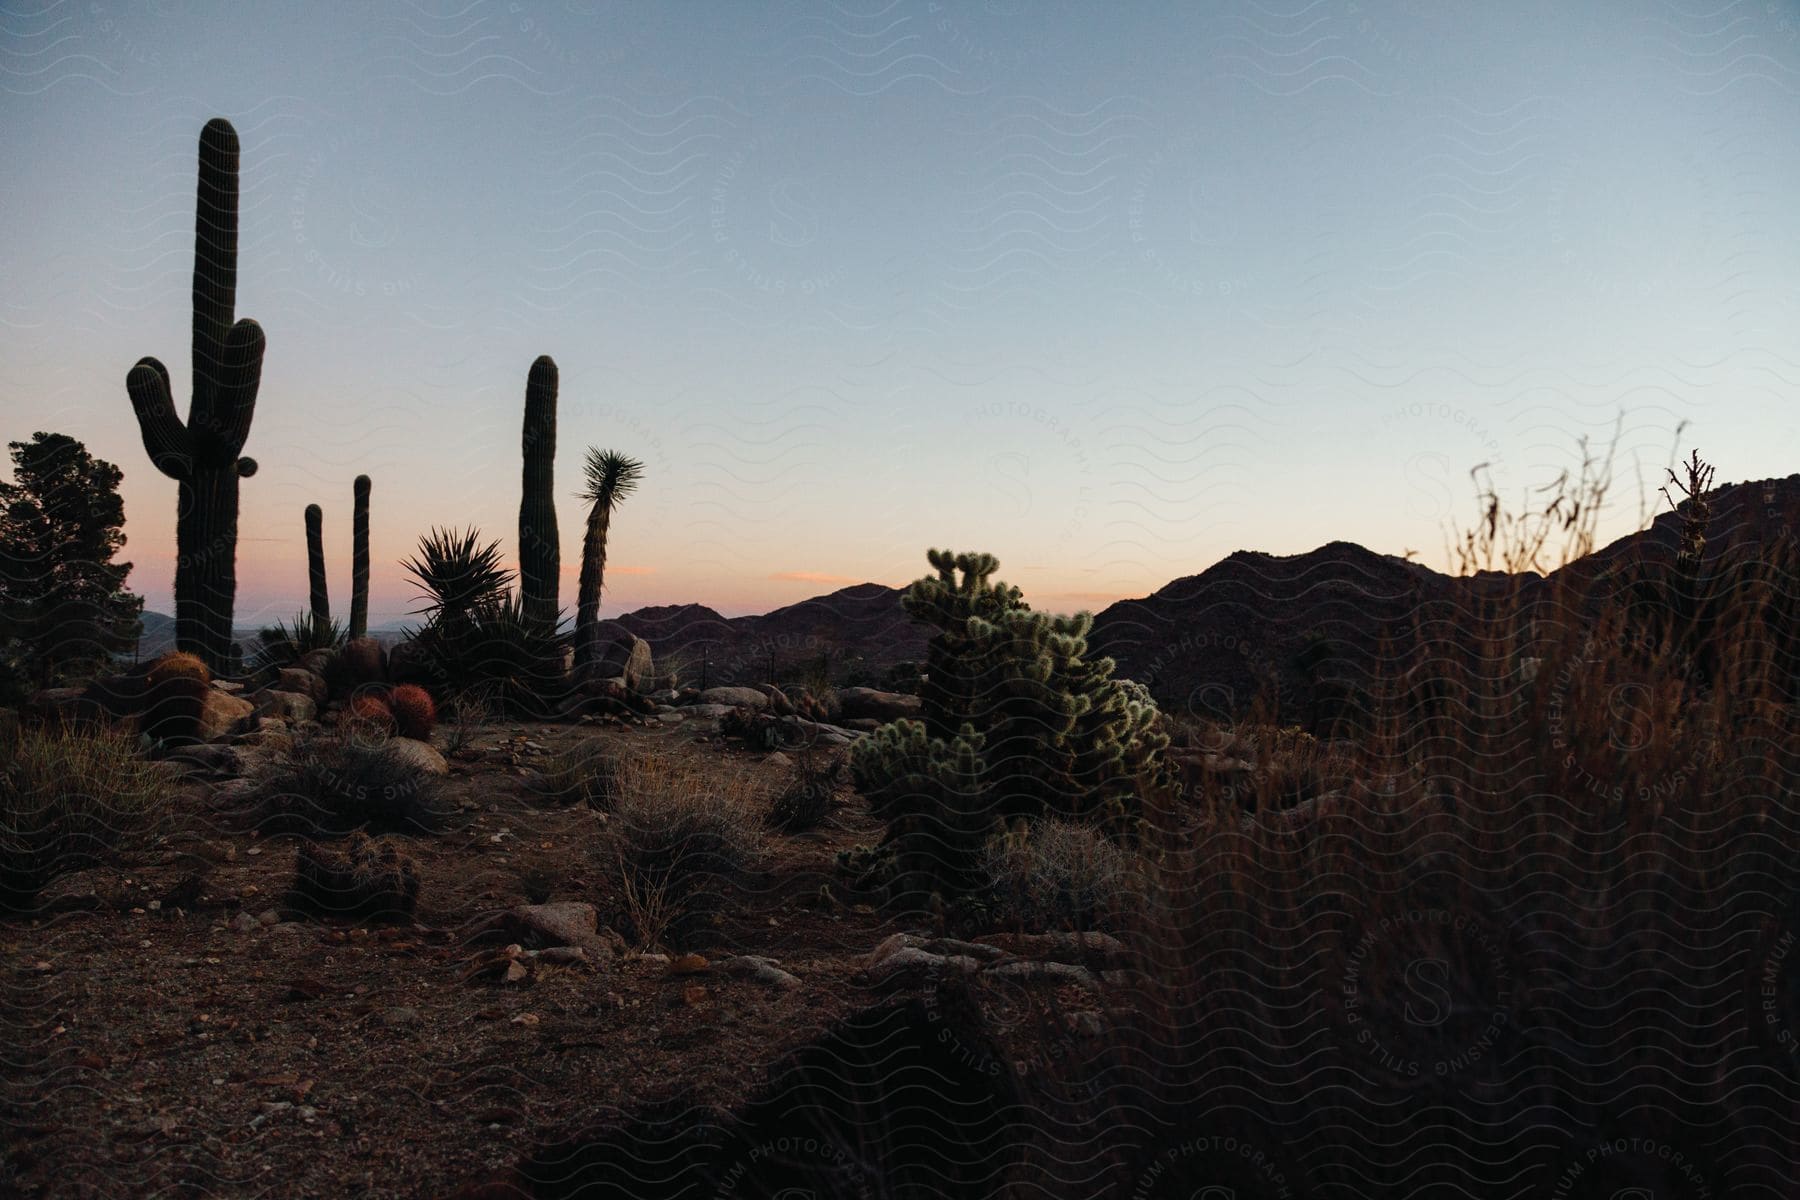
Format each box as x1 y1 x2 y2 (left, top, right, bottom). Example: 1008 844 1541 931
1090 473 1800 728
613 583 925 687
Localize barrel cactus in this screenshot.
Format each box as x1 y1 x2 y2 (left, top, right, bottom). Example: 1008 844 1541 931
124 118 264 675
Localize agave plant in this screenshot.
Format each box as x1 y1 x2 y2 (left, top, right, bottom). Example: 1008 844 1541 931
254 610 345 670
401 527 513 627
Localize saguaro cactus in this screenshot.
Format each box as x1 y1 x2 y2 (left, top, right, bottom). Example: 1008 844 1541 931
519 356 560 630
349 474 371 639
304 503 330 625
124 117 264 674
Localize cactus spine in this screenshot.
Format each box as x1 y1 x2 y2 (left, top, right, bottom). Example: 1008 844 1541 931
519 356 560 631
350 474 371 639
124 117 264 674
305 503 329 626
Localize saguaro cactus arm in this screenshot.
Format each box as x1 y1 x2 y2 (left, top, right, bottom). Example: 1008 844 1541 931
125 358 191 477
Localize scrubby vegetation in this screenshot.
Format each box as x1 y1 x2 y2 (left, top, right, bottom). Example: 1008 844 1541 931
848 549 1169 903
605 750 764 949
765 750 840 834
249 733 453 837
0 728 172 911
290 831 421 921
537 737 626 809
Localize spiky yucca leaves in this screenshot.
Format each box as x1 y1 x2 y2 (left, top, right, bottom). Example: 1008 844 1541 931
574 448 644 672
402 527 512 628
850 549 1169 902
254 611 345 671
124 118 264 674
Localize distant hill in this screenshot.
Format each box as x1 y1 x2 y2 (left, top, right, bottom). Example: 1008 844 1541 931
122 474 1798 706
1089 473 1800 728
613 582 924 688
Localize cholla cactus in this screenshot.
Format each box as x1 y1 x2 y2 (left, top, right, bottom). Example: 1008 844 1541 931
850 549 1169 899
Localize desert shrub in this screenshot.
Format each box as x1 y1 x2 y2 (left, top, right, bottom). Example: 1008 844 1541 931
145 650 209 689
979 818 1143 932
249 734 453 837
537 737 627 809
1100 446 1800 1193
290 832 421 920
387 684 436 741
0 729 173 911
441 687 491 755
766 751 841 834
345 692 395 737
254 611 344 672
606 752 764 949
402 528 569 715
849 549 1169 901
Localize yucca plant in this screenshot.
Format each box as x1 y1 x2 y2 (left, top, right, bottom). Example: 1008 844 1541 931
401 527 512 629
574 449 644 673
254 610 345 671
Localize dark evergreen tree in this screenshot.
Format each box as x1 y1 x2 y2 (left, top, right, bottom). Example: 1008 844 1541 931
0 432 144 699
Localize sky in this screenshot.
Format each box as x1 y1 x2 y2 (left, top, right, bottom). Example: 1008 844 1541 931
3 1 1799 624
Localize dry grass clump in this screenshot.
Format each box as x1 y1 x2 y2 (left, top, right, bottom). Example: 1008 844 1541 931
0 729 175 911
765 750 842 834
538 737 635 810
980 817 1146 932
290 831 421 921
248 733 454 837
1096 444 1800 1191
605 750 766 950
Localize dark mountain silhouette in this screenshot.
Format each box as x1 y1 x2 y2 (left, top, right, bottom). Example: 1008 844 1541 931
603 474 1798 719
613 583 923 686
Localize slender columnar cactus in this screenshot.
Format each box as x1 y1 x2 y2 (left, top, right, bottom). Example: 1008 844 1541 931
519 356 560 630
304 504 330 626
124 117 264 674
349 474 371 639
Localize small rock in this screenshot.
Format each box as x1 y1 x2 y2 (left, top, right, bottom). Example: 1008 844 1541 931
230 912 258 934
257 910 280 927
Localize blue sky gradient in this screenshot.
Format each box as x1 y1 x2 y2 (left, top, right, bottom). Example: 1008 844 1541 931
4 1 1798 621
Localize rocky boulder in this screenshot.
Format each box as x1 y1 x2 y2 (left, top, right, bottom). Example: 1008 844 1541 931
699 686 768 710
196 688 257 741
382 736 448 776
834 687 922 723
255 689 317 725
596 632 654 693
275 666 328 705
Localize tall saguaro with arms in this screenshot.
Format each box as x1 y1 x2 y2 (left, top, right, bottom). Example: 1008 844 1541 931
124 117 265 674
